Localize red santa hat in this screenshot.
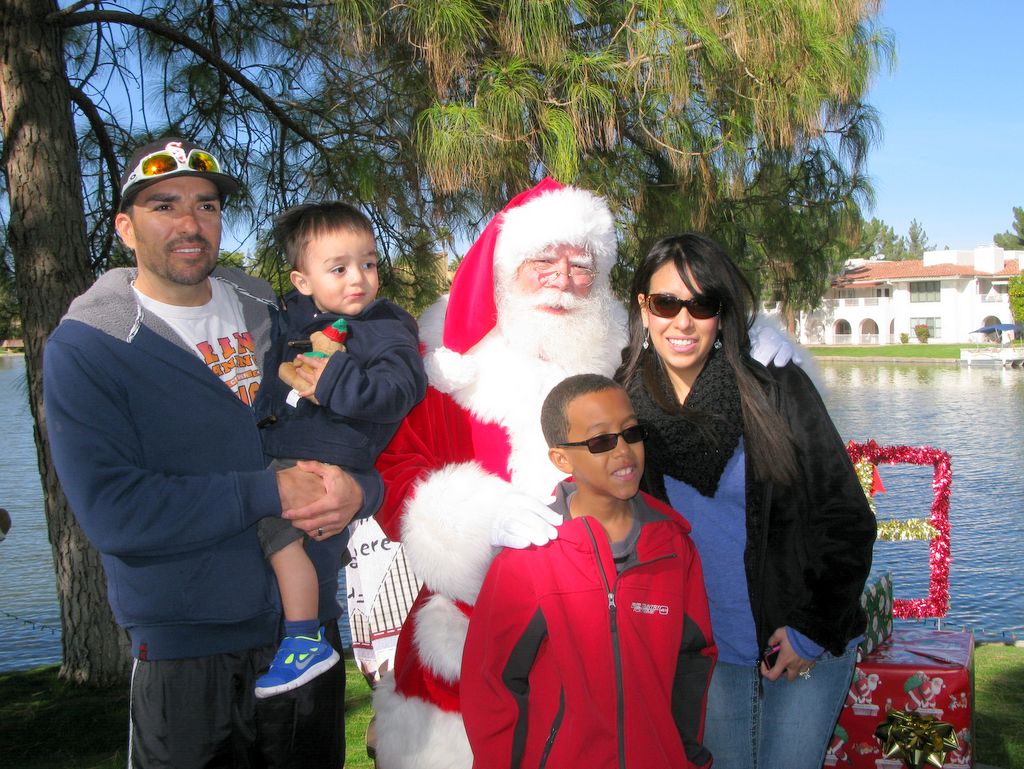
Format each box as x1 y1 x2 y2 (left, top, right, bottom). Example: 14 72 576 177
442 177 617 355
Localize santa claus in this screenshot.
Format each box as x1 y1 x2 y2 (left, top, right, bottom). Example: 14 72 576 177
372 178 791 769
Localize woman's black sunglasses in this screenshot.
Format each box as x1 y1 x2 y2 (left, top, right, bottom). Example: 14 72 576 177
644 293 721 320
557 424 648 454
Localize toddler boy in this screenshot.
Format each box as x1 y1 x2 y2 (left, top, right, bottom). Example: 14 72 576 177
461 373 716 768
252 201 427 697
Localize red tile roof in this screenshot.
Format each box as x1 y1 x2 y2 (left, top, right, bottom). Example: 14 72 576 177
837 258 1020 286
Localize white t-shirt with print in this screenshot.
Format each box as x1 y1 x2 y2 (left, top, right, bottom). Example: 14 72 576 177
133 277 263 406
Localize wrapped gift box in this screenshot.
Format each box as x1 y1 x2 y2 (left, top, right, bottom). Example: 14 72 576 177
859 572 894 656
825 628 974 768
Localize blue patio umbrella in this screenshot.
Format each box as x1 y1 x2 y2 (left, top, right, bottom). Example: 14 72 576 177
971 323 1023 334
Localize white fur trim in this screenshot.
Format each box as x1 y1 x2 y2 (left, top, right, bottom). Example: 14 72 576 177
413 594 470 684
417 295 447 352
401 462 512 604
444 320 626 498
494 186 616 276
373 672 473 769
418 296 481 394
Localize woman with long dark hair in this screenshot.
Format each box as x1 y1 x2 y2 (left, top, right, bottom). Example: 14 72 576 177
616 233 875 768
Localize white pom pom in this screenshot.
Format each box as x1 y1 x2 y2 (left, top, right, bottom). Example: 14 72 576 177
424 346 479 393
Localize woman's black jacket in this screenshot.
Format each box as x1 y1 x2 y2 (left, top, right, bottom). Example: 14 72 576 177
645 361 876 657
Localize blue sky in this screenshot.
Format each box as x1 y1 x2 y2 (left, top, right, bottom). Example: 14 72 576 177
865 1 1024 249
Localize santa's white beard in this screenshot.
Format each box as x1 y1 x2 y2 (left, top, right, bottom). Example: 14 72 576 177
495 282 622 374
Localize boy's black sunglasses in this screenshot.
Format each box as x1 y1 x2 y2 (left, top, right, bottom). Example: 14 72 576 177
645 293 721 320
557 424 648 454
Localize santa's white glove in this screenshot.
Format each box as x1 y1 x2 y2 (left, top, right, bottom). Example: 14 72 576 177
749 317 802 367
490 492 562 549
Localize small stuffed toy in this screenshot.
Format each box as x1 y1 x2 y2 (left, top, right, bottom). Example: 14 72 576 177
278 318 348 403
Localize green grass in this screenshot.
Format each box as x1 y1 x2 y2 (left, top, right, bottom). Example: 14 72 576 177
807 343 969 359
346 661 375 769
2 646 1022 768
0 665 130 769
976 644 1024 769
0 655 377 769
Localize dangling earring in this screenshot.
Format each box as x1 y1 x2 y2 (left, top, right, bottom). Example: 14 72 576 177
642 329 650 350
713 338 722 350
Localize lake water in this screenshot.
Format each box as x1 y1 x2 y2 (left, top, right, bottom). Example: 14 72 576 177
1 355 1022 671
1 357 63 670
816 359 1024 639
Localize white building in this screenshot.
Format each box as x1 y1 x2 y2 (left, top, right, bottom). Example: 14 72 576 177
796 245 1022 345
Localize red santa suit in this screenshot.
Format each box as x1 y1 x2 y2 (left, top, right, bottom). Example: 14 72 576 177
372 179 625 769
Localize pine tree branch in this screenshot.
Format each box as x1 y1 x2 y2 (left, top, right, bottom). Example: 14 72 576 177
51 8 329 152
67 85 121 212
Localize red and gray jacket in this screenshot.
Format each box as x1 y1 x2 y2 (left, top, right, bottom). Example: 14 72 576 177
461 482 717 769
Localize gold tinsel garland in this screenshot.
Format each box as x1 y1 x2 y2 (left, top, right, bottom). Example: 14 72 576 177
877 519 939 542
854 458 878 514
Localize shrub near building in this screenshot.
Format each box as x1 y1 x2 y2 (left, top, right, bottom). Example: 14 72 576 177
1010 275 1024 328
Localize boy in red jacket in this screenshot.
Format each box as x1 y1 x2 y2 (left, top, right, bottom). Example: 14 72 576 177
461 373 717 769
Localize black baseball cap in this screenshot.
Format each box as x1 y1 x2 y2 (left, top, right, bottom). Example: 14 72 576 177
118 136 241 211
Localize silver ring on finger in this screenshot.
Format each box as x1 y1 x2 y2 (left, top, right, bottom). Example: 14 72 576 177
799 668 812 680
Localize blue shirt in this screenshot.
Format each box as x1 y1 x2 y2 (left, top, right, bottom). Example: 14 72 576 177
664 439 826 664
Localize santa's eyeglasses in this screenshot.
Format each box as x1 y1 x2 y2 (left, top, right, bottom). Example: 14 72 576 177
524 259 597 287
557 424 648 454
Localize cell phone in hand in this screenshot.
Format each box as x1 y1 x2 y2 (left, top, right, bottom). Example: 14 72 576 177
762 644 780 668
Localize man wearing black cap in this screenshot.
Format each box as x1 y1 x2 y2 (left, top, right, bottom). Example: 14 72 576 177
43 137 371 768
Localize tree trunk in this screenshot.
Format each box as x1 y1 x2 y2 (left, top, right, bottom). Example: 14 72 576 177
0 0 131 685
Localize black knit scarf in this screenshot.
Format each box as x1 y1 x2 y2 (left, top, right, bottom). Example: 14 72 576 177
628 348 744 498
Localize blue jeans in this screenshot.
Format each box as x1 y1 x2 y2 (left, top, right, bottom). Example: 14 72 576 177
703 645 857 769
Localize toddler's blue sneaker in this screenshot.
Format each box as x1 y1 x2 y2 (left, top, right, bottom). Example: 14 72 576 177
254 628 340 699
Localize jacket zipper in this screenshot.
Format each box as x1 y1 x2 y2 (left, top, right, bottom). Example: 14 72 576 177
754 371 780 683
582 519 676 769
537 687 565 769
754 483 773 697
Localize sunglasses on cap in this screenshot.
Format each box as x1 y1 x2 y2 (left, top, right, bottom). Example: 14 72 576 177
557 424 648 454
120 148 224 196
644 293 721 320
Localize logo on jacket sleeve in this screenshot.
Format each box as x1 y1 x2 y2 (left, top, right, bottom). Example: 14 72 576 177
631 602 670 615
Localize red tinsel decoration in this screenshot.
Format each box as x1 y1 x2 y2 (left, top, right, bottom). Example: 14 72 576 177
846 440 952 620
